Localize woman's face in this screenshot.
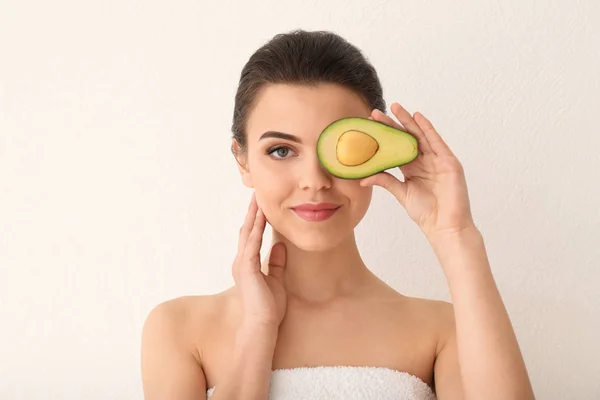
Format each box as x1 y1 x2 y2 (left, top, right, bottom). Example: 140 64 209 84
237 83 374 251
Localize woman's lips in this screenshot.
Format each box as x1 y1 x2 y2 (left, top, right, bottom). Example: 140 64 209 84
291 203 341 222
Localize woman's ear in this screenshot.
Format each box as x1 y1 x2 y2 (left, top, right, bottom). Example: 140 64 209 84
232 139 254 188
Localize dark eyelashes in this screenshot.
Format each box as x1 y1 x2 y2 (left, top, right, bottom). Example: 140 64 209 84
266 144 296 159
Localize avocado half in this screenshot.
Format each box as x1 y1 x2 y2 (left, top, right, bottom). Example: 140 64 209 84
317 117 419 179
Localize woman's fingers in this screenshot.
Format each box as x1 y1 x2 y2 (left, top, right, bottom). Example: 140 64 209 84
389 103 433 155
371 108 407 131
413 111 455 157
242 206 267 270
238 193 258 255
267 242 287 284
360 171 408 206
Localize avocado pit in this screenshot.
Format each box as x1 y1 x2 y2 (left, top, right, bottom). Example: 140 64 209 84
336 130 379 166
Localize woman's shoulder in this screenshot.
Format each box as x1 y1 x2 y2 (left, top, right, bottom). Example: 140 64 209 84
147 286 238 322
401 294 456 352
140 289 241 396
373 283 455 337
372 280 454 323
142 287 239 356
146 287 236 317
403 295 454 319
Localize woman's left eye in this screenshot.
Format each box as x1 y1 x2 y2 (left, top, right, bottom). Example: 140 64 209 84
267 146 295 159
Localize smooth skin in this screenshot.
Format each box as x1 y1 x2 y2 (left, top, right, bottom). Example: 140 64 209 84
141 83 535 400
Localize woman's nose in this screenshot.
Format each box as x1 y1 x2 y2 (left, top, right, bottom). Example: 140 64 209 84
297 155 332 191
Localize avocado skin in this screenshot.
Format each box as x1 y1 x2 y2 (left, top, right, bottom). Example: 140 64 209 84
317 117 419 180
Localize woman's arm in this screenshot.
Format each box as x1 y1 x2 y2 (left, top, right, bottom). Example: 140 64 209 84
141 301 278 400
430 227 535 400
360 103 535 399
141 301 208 400
209 323 278 400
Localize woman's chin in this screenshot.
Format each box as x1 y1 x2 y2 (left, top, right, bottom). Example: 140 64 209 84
282 230 350 252
270 212 361 252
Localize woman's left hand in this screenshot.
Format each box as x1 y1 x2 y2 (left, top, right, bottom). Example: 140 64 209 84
359 102 476 240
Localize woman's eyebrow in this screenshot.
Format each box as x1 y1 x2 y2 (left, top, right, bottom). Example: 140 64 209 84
259 131 302 144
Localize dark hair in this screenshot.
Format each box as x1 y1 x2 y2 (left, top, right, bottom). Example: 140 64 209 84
231 29 386 156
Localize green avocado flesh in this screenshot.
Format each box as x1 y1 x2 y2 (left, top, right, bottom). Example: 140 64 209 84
317 117 419 179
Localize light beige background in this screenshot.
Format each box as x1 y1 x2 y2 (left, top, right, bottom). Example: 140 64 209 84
1 0 599 399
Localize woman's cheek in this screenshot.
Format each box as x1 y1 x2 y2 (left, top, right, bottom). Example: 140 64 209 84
345 185 372 221
254 161 285 183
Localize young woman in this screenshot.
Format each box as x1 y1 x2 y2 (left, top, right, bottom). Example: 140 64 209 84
141 30 535 400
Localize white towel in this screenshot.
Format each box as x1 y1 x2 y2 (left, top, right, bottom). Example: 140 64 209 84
206 365 437 399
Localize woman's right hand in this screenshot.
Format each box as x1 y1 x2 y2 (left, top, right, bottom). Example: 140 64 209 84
232 193 288 329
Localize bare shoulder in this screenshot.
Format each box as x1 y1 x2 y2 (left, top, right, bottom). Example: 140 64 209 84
409 296 454 322
402 295 456 352
140 287 237 399
371 280 456 343
142 288 237 356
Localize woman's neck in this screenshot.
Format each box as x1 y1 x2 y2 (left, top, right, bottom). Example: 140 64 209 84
264 230 376 304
